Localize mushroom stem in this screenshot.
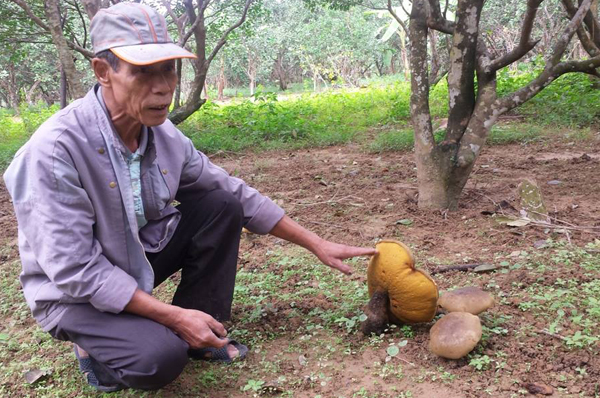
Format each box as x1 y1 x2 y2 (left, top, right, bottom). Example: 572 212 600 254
360 290 390 335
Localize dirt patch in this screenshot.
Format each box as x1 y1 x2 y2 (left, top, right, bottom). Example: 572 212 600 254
218 140 600 266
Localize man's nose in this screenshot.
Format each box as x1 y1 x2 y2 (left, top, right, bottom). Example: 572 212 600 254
151 72 175 95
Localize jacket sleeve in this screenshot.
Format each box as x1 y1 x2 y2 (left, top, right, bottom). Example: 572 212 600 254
176 138 285 234
3 135 138 313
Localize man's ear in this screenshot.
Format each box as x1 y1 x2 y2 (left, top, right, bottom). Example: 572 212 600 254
92 58 112 88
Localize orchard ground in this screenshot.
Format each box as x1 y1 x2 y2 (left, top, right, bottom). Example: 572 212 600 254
0 129 599 397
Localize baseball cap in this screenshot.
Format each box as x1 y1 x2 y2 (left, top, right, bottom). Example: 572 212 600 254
90 2 196 65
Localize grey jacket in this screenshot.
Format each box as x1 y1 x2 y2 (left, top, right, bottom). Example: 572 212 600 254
3 87 284 331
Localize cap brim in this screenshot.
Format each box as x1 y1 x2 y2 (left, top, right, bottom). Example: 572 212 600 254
111 43 196 66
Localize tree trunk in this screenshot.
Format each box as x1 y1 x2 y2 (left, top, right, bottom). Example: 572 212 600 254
400 37 410 79
249 78 256 96
168 0 253 124
217 56 226 100
5 63 20 114
60 66 68 109
203 80 209 100
174 58 183 108
274 50 288 91
25 81 41 104
45 0 87 100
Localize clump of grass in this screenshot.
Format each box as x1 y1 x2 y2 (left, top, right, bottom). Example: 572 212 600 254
486 123 546 145
369 128 414 152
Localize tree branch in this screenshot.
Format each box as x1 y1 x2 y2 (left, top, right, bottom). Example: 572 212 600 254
10 0 49 31
206 0 253 67
72 0 89 49
11 0 93 59
387 0 409 35
487 0 543 72
497 0 594 112
426 0 455 34
179 0 207 48
561 0 600 56
547 0 592 67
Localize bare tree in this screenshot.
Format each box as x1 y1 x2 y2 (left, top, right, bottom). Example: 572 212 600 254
165 0 255 124
406 0 600 209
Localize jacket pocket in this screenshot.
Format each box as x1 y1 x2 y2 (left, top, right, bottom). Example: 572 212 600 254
145 164 172 219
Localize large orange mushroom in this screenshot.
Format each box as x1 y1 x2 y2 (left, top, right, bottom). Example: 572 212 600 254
361 240 439 334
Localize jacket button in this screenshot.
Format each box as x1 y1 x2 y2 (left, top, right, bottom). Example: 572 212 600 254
98 148 105 154
109 181 117 188
162 169 168 175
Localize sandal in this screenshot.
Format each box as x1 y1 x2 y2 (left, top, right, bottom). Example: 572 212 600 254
73 345 125 392
188 340 249 363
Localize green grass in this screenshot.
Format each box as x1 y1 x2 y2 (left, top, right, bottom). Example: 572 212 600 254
0 104 59 170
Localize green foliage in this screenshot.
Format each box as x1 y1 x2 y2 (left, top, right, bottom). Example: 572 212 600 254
498 68 600 127
2 66 600 169
180 84 403 153
0 103 58 169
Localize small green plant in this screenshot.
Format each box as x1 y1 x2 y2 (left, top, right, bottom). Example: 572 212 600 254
469 354 492 371
400 325 415 338
242 379 265 392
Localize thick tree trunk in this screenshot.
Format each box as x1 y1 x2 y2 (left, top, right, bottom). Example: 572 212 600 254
45 0 87 100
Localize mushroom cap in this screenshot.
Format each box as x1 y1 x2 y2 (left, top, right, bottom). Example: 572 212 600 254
428 312 482 359
367 240 438 323
438 286 495 315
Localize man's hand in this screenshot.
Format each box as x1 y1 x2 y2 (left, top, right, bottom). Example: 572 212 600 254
168 307 229 349
269 215 376 275
312 240 377 275
124 289 229 350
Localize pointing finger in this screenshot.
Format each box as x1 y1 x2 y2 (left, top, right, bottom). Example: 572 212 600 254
341 246 378 259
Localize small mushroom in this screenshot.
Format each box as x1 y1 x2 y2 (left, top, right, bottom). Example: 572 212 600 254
438 286 494 315
363 240 438 332
429 312 482 359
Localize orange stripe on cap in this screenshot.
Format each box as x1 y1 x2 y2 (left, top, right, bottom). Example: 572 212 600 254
100 9 144 43
135 4 159 43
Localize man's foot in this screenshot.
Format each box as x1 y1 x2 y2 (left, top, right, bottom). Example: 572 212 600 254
188 340 248 363
73 344 125 392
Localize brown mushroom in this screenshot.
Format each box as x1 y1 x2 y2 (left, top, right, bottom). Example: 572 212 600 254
428 312 482 359
438 286 494 315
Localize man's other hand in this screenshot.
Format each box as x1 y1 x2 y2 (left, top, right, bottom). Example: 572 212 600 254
170 308 228 350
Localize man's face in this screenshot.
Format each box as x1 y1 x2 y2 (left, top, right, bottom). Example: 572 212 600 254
108 59 178 126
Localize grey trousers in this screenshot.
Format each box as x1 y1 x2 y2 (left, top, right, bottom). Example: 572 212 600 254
50 189 244 390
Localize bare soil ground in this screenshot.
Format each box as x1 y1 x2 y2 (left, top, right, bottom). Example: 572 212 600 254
1 138 599 397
